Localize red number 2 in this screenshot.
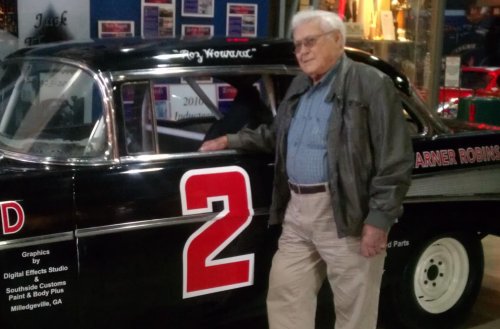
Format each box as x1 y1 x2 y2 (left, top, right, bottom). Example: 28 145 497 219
181 166 254 298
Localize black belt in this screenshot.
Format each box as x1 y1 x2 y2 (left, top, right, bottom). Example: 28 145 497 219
288 182 328 194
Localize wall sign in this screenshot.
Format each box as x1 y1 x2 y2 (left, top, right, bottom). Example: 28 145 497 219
17 0 90 47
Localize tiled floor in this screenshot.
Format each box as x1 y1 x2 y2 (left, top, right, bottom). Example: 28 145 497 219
465 235 500 329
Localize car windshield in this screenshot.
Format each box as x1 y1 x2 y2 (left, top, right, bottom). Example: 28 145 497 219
461 71 491 89
0 60 107 160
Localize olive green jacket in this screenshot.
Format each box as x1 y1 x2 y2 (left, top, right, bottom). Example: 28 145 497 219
227 54 413 238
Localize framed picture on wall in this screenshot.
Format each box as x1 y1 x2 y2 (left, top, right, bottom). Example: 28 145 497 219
181 24 214 37
98 20 135 38
226 3 258 37
181 0 214 18
141 0 175 38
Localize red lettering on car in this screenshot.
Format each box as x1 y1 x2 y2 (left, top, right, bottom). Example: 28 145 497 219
180 166 254 298
1 201 25 235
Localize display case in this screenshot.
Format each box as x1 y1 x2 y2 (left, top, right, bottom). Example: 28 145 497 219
294 0 438 104
339 0 435 100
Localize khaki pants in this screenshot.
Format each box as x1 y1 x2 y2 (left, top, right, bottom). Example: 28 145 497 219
267 190 386 329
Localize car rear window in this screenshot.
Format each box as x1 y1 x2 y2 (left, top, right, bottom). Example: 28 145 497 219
0 60 107 160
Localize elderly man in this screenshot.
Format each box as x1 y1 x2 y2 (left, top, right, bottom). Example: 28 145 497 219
200 9 413 329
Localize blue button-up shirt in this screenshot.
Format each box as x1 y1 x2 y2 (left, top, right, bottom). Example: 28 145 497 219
286 64 339 184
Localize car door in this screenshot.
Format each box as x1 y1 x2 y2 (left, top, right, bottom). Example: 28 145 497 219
74 71 282 329
0 58 108 329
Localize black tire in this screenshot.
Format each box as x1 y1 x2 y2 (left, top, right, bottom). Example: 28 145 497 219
381 232 484 329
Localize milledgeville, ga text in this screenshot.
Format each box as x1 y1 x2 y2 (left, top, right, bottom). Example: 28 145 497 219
9 297 65 312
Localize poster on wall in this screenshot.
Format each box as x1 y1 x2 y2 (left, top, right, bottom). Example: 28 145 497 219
181 0 214 18
154 84 170 120
17 0 90 48
181 24 213 37
226 3 257 37
98 21 135 38
141 0 175 38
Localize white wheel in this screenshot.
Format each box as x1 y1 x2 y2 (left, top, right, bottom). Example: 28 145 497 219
381 232 484 329
413 237 469 314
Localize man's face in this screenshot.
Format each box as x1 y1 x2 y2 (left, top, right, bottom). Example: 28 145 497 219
293 20 343 83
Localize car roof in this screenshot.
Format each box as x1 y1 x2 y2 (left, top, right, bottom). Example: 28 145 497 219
4 37 411 95
6 38 297 70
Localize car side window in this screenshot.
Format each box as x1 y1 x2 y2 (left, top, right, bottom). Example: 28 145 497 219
150 74 273 154
151 76 218 153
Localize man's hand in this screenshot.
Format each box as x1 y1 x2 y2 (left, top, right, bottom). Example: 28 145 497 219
361 224 388 258
199 136 229 152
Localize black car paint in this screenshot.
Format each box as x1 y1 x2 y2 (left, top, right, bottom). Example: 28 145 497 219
0 38 499 329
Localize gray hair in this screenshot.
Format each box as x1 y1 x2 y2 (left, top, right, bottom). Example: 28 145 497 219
291 10 346 46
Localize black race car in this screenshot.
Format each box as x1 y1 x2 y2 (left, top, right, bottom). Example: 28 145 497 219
0 38 499 329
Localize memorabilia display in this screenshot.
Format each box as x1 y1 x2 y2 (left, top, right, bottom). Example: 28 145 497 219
141 0 175 38
319 0 412 41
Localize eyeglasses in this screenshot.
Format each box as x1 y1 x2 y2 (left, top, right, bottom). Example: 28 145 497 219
293 30 336 54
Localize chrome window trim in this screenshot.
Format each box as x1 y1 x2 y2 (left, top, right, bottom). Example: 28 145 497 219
119 148 240 164
0 57 118 166
114 65 297 160
0 232 74 251
76 213 216 238
111 65 294 82
0 149 113 166
76 207 270 238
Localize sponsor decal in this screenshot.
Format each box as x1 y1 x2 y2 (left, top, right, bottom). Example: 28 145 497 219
175 48 257 64
387 240 410 248
2 247 70 313
415 144 500 169
1 201 25 235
